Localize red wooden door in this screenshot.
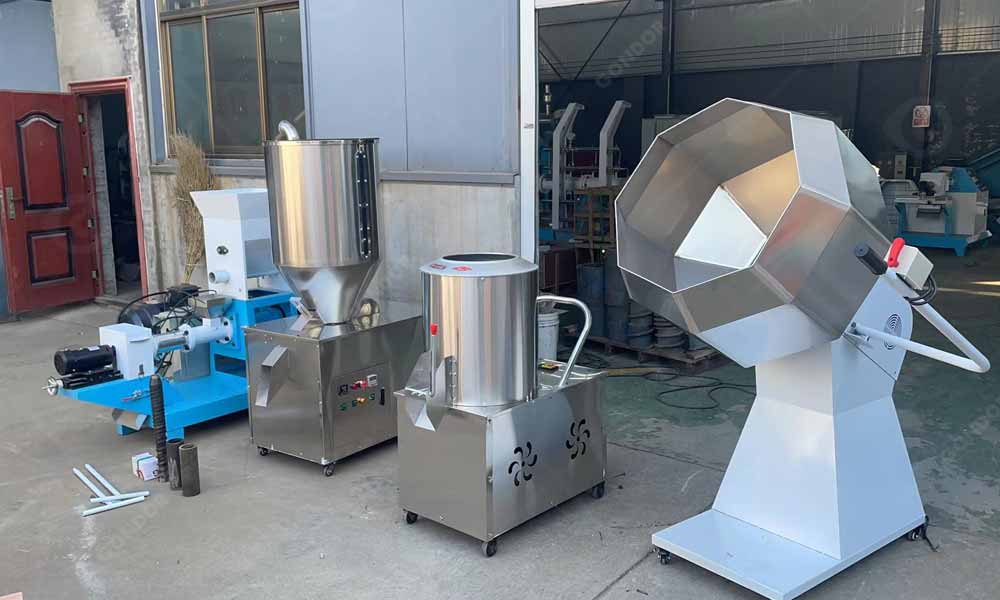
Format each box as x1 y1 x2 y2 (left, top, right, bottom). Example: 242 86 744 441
0 91 97 313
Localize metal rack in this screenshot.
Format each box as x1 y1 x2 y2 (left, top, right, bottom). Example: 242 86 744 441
573 186 620 263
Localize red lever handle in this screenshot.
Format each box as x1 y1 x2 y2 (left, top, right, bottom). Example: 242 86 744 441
887 238 906 268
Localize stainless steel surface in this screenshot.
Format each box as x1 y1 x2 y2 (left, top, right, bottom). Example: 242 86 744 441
245 302 423 466
397 365 606 542
265 136 380 324
276 120 300 141
615 99 889 367
421 254 538 407
537 295 591 387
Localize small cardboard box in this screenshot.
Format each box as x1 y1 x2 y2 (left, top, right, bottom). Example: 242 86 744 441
131 452 158 481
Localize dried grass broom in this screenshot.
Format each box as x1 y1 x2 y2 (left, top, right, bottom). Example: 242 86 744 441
170 134 215 282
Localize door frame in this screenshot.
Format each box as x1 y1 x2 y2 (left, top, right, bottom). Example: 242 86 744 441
68 77 149 296
520 0 641 263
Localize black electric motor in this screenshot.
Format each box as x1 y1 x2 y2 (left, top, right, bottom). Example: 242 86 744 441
54 345 116 376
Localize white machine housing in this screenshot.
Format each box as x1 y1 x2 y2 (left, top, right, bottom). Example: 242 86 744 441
190 188 288 300
99 324 159 380
579 99 631 189
545 103 584 230
99 319 234 381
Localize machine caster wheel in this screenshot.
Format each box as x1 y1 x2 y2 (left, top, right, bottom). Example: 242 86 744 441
482 539 498 558
258 447 269 456
323 464 336 477
405 511 419 525
657 549 672 565
590 482 606 499
907 518 929 542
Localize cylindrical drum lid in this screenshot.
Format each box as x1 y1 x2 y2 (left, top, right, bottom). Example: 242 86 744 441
421 253 538 407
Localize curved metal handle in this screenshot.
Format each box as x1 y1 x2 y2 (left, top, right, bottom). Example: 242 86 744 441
275 120 300 141
857 271 991 373
537 294 593 387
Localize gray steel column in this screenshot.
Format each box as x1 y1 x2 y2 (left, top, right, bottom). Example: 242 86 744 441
916 0 942 172
661 0 674 113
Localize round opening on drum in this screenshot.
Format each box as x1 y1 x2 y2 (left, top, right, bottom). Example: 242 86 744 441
443 253 518 262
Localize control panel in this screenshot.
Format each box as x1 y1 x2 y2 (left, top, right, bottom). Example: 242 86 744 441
332 364 388 414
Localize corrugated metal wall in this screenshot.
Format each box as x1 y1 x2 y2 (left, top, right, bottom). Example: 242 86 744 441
541 0 1000 81
940 0 1000 53
674 0 926 71
539 0 663 81
541 0 1000 170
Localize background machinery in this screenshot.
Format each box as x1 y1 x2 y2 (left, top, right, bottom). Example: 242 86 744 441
615 99 990 600
540 101 631 235
893 166 991 256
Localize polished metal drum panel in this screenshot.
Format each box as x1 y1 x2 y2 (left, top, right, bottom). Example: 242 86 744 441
397 366 606 542
265 138 379 324
420 253 538 407
245 303 424 466
615 99 889 366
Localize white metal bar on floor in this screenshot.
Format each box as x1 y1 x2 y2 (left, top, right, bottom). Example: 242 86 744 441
84 464 122 496
72 468 108 500
88 491 149 503
81 496 145 517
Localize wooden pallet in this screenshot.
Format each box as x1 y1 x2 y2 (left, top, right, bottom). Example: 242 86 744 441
587 334 724 371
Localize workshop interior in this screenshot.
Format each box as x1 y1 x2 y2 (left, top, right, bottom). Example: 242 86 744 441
2 1 999 599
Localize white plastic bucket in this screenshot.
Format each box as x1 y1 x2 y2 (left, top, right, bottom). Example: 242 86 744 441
538 310 562 361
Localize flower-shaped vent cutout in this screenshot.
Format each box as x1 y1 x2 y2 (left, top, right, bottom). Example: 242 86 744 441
508 442 538 487
566 419 591 459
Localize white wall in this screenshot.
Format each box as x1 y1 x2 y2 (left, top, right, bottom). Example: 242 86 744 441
0 1 59 91
51 0 160 288
373 181 520 303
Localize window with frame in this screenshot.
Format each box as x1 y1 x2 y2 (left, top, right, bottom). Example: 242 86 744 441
161 0 304 157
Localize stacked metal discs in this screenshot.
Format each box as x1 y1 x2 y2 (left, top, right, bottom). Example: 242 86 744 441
686 333 712 352
626 302 654 349
576 263 606 338
604 251 654 348
653 315 688 349
603 251 628 343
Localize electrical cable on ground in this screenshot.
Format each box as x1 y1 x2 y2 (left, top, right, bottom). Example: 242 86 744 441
557 349 755 411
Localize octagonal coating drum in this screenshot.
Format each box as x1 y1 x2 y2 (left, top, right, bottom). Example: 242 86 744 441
615 99 890 367
421 254 538 407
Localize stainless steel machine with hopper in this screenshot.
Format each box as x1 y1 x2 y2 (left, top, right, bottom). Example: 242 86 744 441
396 254 607 556
245 123 423 476
616 99 990 599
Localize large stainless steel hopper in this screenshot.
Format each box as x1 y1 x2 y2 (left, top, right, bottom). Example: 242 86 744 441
264 135 379 324
616 99 889 366
248 126 422 475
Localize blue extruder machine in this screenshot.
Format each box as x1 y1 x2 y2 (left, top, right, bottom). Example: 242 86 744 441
46 189 293 440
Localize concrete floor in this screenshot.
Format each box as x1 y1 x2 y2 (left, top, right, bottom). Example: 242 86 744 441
2 245 999 599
